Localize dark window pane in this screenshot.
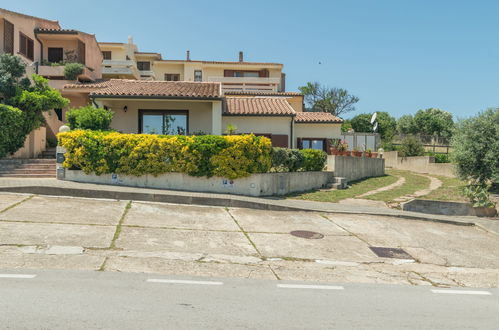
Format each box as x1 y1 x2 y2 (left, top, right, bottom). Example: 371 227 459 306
142 114 163 134
102 51 111 60
48 48 63 63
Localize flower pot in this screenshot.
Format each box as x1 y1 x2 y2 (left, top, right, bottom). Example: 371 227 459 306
344 151 351 156
331 148 341 156
371 152 378 158
352 151 362 157
473 207 498 218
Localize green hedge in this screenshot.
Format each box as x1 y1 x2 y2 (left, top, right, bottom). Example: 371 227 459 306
57 130 273 179
0 105 27 158
271 147 327 172
66 106 113 130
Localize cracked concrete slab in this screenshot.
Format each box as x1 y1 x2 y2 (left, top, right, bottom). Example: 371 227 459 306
125 201 239 231
105 256 276 280
0 222 114 248
0 250 104 271
0 193 30 211
228 208 348 235
0 195 127 225
331 214 499 269
248 232 378 261
116 227 258 256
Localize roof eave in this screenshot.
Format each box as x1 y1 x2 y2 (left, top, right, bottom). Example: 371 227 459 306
90 94 222 101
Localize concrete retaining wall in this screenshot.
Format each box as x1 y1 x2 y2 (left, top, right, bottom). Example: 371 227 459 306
384 151 455 177
403 199 497 217
327 156 385 182
61 170 334 197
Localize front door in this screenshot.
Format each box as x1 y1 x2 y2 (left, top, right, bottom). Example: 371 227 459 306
139 110 189 135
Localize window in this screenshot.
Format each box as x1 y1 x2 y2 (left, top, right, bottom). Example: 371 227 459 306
139 110 188 135
301 138 326 151
224 70 267 78
165 73 180 81
54 109 63 121
19 32 34 60
194 70 202 82
137 61 151 71
102 51 111 60
3 19 14 54
48 48 63 63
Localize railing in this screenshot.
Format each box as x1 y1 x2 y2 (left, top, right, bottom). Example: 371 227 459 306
207 76 281 84
139 70 155 80
102 59 136 67
221 84 278 92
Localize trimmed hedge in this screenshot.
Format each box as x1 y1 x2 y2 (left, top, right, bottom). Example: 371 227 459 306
0 105 27 158
66 106 113 130
271 147 327 172
57 130 272 179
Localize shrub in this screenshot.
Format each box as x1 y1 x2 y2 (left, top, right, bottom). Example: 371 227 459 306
64 63 84 80
463 182 496 208
451 108 498 185
0 105 27 158
399 135 424 157
66 106 113 130
301 149 327 171
57 130 272 179
271 147 304 172
434 153 450 163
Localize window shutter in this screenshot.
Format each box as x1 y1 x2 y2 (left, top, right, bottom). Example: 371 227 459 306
3 20 14 54
224 70 234 77
27 38 34 60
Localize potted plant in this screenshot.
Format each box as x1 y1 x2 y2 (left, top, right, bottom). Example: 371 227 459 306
352 146 362 157
337 140 348 156
366 148 373 158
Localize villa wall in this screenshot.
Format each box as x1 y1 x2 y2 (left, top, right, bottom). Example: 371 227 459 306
384 151 455 177
327 155 385 182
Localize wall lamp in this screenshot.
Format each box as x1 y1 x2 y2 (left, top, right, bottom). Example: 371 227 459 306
123 105 128 113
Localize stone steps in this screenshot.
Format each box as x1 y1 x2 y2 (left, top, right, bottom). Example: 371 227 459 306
0 159 56 178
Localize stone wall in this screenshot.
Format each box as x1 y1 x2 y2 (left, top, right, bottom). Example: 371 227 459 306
384 151 455 177
327 156 385 182
61 170 334 197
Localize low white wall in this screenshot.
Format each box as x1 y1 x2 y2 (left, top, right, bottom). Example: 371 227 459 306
384 151 455 177
62 170 334 197
327 155 385 182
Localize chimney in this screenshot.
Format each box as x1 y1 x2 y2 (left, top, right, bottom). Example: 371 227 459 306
239 51 244 62
127 36 133 45
186 50 190 61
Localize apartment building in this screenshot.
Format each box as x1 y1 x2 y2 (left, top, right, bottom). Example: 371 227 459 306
99 38 285 93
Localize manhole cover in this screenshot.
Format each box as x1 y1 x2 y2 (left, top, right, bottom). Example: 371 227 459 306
290 230 324 239
369 247 413 259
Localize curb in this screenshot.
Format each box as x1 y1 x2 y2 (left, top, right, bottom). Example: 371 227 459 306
0 185 478 228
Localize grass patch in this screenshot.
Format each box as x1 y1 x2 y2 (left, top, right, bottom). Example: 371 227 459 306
110 201 132 249
289 173 399 203
423 176 467 202
364 170 430 202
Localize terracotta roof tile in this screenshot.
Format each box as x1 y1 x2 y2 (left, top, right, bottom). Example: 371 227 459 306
35 28 78 34
224 97 295 116
224 91 302 97
295 112 343 123
64 79 221 99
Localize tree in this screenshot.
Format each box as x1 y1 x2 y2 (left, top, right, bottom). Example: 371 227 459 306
413 108 454 138
298 82 359 117
350 112 396 140
66 106 113 130
399 135 424 157
341 120 352 132
0 53 69 154
451 108 499 185
397 114 416 135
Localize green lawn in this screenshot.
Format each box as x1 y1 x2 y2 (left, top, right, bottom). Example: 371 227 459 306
289 173 399 203
363 170 431 203
422 175 467 202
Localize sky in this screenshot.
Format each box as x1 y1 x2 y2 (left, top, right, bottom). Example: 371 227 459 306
4 0 499 119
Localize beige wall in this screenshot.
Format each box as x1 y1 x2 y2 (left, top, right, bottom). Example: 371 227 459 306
383 151 456 177
153 62 185 80
10 127 46 158
222 116 292 146
95 99 215 134
295 123 342 140
99 44 127 60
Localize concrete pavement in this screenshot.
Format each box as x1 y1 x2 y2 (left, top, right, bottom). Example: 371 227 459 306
1 192 499 288
0 270 497 329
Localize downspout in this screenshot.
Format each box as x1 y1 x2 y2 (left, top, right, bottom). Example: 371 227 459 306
290 115 294 148
34 34 43 74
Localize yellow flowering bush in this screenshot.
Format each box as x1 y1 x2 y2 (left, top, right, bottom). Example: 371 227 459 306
57 130 272 179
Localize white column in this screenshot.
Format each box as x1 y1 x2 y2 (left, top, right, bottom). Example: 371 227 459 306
211 101 222 135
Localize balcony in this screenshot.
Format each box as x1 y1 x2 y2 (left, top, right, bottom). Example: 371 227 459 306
207 76 281 92
38 65 95 87
102 60 139 79
139 70 156 80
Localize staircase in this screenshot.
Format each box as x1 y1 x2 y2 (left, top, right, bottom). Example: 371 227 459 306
0 147 56 178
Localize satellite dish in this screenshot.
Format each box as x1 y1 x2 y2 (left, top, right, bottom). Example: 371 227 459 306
370 112 377 124
373 122 378 132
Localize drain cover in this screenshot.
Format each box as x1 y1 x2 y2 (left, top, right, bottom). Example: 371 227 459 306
290 230 324 239
369 247 413 259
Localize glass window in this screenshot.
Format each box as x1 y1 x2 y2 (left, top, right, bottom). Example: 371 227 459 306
165 73 180 81
102 51 111 60
243 71 259 78
301 139 325 151
141 111 188 135
194 70 202 82
137 61 150 71
311 140 324 150
302 140 311 149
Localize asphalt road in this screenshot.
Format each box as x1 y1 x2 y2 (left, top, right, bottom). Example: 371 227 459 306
0 270 497 329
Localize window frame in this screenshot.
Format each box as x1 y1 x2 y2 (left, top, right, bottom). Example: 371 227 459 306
3 19 14 54
194 70 202 82
299 138 327 152
164 73 180 81
138 109 189 135
102 51 112 60
19 32 34 61
137 61 151 71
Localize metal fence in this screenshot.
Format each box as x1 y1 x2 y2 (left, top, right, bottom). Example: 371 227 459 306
339 133 381 151
392 135 452 154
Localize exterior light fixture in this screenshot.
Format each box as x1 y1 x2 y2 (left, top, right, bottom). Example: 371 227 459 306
378 148 384 158
123 105 128 112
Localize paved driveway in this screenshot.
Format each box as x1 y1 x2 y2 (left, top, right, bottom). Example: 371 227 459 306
1 192 498 288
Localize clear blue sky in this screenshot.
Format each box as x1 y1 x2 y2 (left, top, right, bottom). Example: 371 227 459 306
5 0 499 119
